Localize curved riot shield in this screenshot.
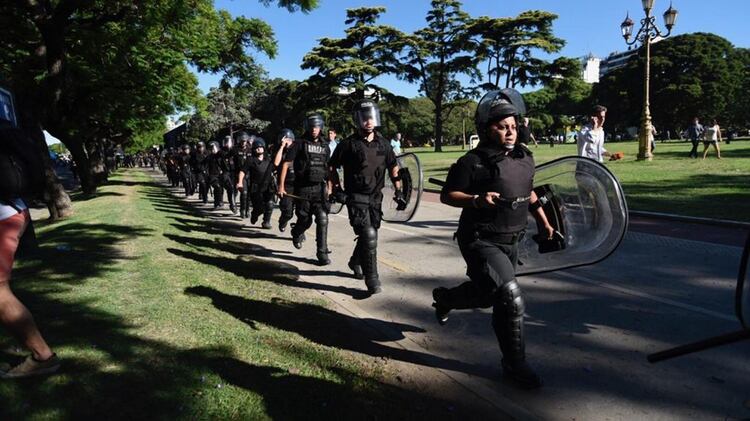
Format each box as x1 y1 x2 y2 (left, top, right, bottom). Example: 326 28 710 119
382 153 423 223
329 167 345 215
737 233 750 329
516 157 628 276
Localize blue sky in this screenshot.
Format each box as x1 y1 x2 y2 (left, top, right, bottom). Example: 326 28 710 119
195 0 750 98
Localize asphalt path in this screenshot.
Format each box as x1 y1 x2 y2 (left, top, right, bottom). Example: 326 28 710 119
154 173 750 420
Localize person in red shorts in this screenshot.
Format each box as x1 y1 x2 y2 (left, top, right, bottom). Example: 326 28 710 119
0 198 60 378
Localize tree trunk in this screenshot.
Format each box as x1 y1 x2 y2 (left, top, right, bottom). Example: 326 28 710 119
28 128 73 220
434 100 444 152
67 139 97 195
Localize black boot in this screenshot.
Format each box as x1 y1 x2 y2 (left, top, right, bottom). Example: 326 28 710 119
494 280 542 389
315 212 330 265
432 287 451 325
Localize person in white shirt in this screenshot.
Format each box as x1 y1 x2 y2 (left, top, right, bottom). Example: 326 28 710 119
702 119 722 159
390 133 402 155
577 105 608 163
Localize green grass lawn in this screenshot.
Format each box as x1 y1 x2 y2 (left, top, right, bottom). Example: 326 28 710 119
0 171 484 419
410 140 750 222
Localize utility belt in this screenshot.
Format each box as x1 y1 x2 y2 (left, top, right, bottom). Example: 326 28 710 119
347 191 382 206
493 195 531 210
457 229 525 245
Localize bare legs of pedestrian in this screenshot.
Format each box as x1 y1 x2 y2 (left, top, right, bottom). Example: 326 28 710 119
0 283 53 362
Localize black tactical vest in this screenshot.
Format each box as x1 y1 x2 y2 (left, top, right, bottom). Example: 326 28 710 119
297 140 328 183
458 146 535 234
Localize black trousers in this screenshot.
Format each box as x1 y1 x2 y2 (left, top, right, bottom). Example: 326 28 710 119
278 183 295 225
441 236 527 363
688 139 700 158
208 174 223 207
195 172 208 203
221 173 236 209
347 192 383 289
250 189 274 223
291 184 329 255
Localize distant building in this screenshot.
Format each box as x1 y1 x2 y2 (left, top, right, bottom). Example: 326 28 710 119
581 54 601 84
599 37 663 78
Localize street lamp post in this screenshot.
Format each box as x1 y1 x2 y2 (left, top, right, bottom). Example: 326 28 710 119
621 0 678 161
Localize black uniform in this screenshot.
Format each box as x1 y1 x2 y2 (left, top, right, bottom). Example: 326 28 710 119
234 148 252 218
437 143 538 386
178 153 194 197
274 143 296 230
242 155 275 226
190 150 209 204
284 136 331 263
207 152 224 208
328 132 397 291
220 148 238 213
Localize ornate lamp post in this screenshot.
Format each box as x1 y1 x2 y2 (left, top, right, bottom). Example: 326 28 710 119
621 0 678 161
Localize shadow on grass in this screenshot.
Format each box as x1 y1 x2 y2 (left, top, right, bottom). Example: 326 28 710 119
0 172 494 419
185 286 492 379
623 173 750 221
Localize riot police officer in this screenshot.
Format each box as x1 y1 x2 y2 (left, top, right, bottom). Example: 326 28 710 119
237 138 275 229
206 141 224 209
279 115 331 265
329 100 405 294
220 136 238 214
234 131 253 218
432 89 555 389
178 144 194 197
190 141 209 204
273 129 296 232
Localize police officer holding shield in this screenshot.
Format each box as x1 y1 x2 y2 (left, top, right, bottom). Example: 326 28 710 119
329 100 406 295
279 114 332 265
432 89 555 389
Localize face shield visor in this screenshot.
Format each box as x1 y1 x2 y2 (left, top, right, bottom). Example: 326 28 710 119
352 101 381 132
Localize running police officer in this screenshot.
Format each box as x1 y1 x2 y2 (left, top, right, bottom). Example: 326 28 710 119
432 89 555 389
237 138 274 229
191 141 209 204
206 141 224 209
220 136 238 214
329 100 406 295
273 129 296 232
279 115 331 265
234 131 253 218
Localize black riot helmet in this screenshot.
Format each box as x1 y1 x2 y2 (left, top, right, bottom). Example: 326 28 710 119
222 135 233 149
252 137 266 151
234 131 251 143
180 143 190 153
208 141 220 154
197 141 205 150
303 113 325 135
475 88 526 144
278 128 295 143
352 99 381 133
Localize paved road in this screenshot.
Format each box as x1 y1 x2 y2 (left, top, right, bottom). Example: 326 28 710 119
59 170 750 420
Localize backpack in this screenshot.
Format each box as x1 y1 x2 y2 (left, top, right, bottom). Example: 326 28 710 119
0 127 46 201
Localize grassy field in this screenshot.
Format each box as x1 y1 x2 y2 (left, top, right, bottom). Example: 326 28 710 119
0 171 484 420
410 140 750 222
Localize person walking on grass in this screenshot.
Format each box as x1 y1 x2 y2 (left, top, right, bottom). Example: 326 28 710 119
702 119 722 159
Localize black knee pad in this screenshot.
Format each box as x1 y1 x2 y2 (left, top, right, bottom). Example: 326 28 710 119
361 226 377 251
497 279 525 317
315 210 328 226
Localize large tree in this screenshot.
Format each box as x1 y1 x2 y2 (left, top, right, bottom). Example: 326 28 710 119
468 10 565 90
0 0 316 204
398 0 479 152
301 7 404 105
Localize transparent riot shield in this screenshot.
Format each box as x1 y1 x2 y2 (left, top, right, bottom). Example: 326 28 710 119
329 167 345 215
648 232 750 362
382 153 423 223
516 156 628 276
738 233 750 329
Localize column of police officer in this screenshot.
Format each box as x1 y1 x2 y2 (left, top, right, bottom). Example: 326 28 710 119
432 89 556 389
329 100 407 295
278 114 332 265
190 141 209 204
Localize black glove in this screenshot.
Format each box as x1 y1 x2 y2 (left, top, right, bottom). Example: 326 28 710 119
331 189 348 204
394 189 407 211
